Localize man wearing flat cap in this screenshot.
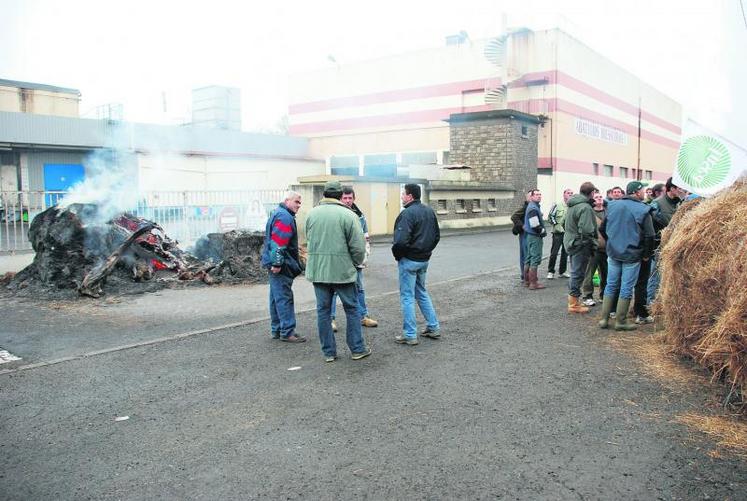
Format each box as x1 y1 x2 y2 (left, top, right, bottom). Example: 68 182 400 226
598 180 655 331
305 180 371 362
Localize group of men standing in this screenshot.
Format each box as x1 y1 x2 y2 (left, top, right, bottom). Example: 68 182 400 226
512 177 683 330
261 182 441 363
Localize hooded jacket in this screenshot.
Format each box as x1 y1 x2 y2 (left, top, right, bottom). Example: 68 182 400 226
304 198 366 284
562 194 598 255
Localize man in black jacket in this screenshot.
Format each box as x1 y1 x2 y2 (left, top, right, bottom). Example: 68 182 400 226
392 184 440 346
510 191 531 284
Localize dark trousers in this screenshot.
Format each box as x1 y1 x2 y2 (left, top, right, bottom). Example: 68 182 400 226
582 250 608 299
633 258 652 317
567 250 590 298
518 233 527 279
313 282 365 357
547 232 568 274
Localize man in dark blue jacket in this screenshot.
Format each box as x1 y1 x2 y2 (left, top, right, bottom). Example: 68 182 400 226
260 191 305 343
598 181 655 331
392 184 440 345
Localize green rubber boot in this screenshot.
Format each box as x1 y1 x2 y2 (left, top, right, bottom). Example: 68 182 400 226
614 298 637 331
597 296 615 329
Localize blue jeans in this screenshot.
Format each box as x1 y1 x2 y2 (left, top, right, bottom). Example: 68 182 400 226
567 251 591 298
313 282 366 357
330 269 367 319
398 258 439 339
519 233 527 279
604 258 641 300
647 254 660 304
268 272 296 338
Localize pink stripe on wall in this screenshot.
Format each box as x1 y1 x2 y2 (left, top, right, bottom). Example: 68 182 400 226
288 104 493 135
538 156 672 179
510 70 681 135
289 78 502 114
507 98 680 150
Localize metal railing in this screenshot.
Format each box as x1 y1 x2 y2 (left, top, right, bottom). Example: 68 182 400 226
1 189 285 252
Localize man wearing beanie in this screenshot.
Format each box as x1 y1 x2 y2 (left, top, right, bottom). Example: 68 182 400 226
305 180 371 362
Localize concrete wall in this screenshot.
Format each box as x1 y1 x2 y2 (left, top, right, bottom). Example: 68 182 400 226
137 154 325 192
0 85 80 117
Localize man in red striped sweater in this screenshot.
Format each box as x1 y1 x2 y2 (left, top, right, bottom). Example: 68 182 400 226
260 191 306 343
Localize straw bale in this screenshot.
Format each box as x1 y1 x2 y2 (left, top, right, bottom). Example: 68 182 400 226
654 177 747 402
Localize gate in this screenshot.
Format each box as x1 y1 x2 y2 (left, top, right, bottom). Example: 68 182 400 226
0 189 285 252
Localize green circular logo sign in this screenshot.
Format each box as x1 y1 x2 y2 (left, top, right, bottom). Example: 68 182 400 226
676 135 731 189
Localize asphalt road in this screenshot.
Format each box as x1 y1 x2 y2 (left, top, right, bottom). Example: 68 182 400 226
1 231 744 500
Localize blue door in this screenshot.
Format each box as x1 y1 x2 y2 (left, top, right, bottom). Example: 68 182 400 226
43 163 85 206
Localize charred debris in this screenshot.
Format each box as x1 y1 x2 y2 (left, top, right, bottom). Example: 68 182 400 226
3 204 266 298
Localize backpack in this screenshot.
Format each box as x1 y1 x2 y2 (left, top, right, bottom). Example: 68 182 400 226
548 203 559 226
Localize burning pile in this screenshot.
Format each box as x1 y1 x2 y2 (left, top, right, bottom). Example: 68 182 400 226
5 205 266 298
654 177 747 404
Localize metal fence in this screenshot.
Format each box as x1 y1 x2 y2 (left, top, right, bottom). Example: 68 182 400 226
1 189 285 252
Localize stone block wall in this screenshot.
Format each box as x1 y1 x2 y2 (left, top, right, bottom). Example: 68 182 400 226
432 110 540 225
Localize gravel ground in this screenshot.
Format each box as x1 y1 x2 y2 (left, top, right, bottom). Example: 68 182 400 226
1 259 745 500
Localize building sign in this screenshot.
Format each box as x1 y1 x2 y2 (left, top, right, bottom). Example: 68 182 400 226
574 117 628 145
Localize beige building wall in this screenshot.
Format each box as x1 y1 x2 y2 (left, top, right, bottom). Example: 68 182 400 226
137 154 325 192
308 127 449 161
0 85 80 117
289 27 684 215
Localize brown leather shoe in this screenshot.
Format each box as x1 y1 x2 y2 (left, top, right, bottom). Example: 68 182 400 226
361 316 378 328
281 334 307 343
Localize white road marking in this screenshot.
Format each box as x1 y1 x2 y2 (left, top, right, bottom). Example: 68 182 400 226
0 262 528 376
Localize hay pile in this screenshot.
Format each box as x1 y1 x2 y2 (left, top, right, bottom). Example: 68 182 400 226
654 177 747 403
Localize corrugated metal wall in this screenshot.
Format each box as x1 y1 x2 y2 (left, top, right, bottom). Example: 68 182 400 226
25 151 89 190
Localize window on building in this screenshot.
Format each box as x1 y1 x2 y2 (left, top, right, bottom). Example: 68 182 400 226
442 151 450 164
619 166 629 178
455 199 466 212
436 199 448 214
363 153 397 177
330 155 359 176
487 198 497 211
593 162 599 176
401 151 437 166
604 164 614 177
521 125 528 138
645 170 653 180
472 199 482 212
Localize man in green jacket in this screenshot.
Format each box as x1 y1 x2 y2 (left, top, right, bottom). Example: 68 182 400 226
305 181 370 362
563 182 598 314
547 188 573 279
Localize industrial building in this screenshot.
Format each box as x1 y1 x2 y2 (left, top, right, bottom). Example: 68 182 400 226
288 27 682 210
0 81 324 250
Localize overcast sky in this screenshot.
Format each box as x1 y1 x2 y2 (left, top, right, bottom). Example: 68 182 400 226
1 0 745 146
